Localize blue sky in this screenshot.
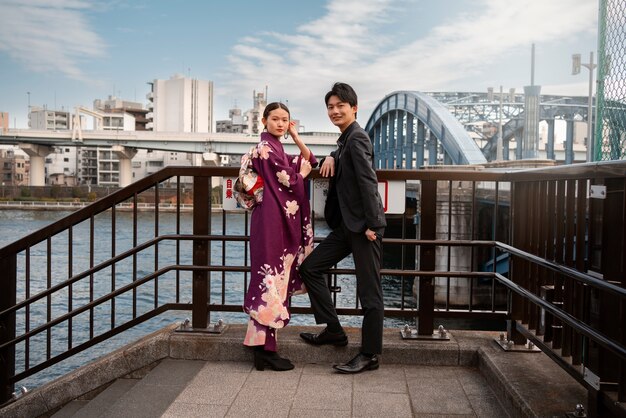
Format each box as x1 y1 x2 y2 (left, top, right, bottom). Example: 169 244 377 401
0 0 598 132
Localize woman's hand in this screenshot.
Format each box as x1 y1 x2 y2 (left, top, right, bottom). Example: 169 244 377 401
299 159 312 178
288 121 299 141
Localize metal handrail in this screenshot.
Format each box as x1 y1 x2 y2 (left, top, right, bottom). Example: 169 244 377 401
494 272 626 361
1 160 626 412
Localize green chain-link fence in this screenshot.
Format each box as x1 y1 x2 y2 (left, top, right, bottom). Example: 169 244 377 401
595 0 626 161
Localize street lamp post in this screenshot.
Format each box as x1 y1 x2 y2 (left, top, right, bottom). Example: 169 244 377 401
572 52 597 162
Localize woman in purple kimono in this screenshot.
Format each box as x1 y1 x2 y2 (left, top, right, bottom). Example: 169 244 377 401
243 102 317 371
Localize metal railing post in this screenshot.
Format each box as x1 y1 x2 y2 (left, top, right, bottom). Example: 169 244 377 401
192 176 209 329
418 180 436 335
0 254 16 404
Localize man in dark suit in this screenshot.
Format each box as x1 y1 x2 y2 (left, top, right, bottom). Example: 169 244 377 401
299 82 386 374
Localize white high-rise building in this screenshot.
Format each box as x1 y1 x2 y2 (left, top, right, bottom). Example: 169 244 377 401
148 74 213 133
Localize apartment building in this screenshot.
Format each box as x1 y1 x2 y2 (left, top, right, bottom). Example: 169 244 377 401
147 74 213 133
0 147 29 186
28 107 71 130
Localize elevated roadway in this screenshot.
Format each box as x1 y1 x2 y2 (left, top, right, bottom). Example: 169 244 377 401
0 129 339 186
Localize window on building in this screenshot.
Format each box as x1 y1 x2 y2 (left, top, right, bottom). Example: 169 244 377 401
64 158 69 162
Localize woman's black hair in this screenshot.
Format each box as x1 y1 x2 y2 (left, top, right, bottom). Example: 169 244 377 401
263 102 290 119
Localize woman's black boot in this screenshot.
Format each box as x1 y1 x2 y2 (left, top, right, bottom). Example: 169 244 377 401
253 348 294 371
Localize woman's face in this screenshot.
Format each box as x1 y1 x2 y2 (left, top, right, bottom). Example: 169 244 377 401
262 107 290 138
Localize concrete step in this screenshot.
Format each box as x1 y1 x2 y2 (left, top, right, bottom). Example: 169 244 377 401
51 378 139 418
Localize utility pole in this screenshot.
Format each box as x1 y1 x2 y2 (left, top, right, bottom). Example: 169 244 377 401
572 52 597 162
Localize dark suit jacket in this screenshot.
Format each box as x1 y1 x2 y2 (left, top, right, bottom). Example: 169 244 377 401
324 121 386 233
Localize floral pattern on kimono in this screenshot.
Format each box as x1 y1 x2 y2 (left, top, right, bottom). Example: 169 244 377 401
243 132 317 347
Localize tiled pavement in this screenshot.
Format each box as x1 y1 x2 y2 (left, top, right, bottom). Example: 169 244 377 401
65 359 508 418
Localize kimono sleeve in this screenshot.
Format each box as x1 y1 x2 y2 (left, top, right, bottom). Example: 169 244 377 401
252 141 309 202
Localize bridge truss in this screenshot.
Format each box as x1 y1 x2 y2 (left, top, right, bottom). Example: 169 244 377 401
366 91 592 167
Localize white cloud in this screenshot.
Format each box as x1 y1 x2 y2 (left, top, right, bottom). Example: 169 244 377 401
219 0 598 131
0 0 106 82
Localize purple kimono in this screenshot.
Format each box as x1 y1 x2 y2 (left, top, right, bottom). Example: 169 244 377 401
243 132 317 351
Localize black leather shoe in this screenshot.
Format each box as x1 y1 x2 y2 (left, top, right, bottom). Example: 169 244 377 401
333 353 379 374
300 328 348 346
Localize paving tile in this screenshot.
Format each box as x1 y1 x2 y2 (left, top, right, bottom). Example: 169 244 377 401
199 360 254 374
291 374 352 411
137 359 205 386
226 388 293 417
404 364 462 379
407 377 474 415
72 378 138 418
301 363 339 375
353 365 408 394
174 372 248 406
50 400 89 418
104 383 186 418
288 409 351 417
162 402 229 418
187 367 250 388
353 391 413 417
241 368 302 391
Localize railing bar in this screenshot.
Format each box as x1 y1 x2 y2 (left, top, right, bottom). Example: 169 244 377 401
25 248 30 371
496 242 626 298
447 181 452 311
154 183 159 310
176 177 181 303
222 209 226 305
562 180 576 357
471 180 478 311
543 180 557 343
572 178 588 365
68 227 73 351
400 215 406 310
491 181 500 311
132 193 138 320
111 205 116 330
528 182 539 330
534 181 544 329
89 215 94 340
46 237 52 361
494 273 626 361
553 180 566 350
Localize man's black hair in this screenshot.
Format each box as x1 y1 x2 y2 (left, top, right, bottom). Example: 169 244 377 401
324 82 358 107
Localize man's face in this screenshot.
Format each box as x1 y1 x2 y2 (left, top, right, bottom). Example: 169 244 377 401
326 95 357 132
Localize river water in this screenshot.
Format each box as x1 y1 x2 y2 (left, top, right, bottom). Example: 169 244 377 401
0 209 413 390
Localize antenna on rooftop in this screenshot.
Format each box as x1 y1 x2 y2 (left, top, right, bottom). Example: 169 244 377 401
530 43 535 86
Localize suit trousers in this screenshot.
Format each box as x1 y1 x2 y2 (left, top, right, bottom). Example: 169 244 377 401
299 221 384 354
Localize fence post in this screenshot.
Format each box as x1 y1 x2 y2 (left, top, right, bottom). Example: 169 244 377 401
418 180 436 335
0 254 16 404
192 176 209 329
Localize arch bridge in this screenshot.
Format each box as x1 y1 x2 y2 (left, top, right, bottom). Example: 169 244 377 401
365 91 487 169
